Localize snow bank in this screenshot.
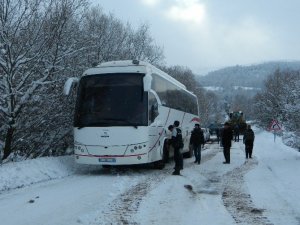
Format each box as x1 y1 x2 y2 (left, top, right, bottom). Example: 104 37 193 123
282 131 300 151
0 156 76 192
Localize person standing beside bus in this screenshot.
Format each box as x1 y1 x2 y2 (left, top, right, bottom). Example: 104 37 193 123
222 122 233 164
171 120 184 175
190 124 204 164
165 125 174 163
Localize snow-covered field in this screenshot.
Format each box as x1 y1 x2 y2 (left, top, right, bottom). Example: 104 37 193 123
0 126 299 225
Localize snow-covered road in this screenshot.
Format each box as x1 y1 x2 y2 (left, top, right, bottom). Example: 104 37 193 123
0 169 140 225
0 127 300 225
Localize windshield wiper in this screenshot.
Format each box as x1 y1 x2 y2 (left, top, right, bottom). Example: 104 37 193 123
103 118 139 129
76 119 139 129
76 121 110 129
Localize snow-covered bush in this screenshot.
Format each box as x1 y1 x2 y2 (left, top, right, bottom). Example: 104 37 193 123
282 132 300 151
254 69 300 151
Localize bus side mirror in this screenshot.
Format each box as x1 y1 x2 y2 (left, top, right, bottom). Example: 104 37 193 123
63 77 79 95
143 74 152 92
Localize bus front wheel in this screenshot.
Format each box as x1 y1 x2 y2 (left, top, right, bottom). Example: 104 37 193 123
153 160 165 170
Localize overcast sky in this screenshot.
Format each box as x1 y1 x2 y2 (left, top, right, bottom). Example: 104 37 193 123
93 0 300 74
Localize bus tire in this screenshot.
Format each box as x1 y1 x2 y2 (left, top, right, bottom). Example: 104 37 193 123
163 140 170 163
102 165 111 169
153 160 165 170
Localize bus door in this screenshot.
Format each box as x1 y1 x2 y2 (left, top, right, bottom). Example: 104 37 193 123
148 91 163 161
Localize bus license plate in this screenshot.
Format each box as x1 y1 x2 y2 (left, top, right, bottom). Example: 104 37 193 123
99 158 116 163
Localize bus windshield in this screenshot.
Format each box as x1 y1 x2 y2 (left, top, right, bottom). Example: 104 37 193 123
74 73 148 128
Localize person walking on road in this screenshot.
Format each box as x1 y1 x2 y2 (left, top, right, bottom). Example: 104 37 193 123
222 122 233 164
171 120 184 175
190 124 205 164
243 124 255 159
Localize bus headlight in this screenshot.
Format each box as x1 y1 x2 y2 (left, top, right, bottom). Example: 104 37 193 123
74 144 86 153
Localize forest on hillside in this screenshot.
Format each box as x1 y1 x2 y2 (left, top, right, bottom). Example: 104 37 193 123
197 61 300 89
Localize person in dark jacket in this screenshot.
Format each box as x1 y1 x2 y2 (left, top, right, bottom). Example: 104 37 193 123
222 122 233 164
165 125 174 163
243 124 255 159
171 120 183 175
190 124 205 164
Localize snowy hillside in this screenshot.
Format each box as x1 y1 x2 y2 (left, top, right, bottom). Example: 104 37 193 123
197 61 300 90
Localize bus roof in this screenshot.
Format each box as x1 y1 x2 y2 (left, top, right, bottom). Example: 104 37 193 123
83 60 191 94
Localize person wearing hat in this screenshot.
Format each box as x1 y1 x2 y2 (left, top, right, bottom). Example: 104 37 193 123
190 124 205 164
171 120 184 175
222 122 233 164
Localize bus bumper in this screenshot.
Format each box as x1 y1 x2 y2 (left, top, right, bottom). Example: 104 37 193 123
74 153 149 165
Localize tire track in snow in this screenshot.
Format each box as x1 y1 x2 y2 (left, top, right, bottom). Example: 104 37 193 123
99 147 220 225
222 157 273 225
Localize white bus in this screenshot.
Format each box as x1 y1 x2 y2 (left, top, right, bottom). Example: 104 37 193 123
64 60 200 168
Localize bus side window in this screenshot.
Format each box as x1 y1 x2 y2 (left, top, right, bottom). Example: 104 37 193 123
149 92 159 123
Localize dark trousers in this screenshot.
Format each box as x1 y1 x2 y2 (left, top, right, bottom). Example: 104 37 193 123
245 144 253 158
223 146 231 163
163 142 170 163
174 147 183 172
193 144 201 164
234 134 239 142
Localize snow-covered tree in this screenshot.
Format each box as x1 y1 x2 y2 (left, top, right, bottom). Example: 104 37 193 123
0 1 165 160
231 94 255 120
254 69 300 148
80 7 164 66
0 0 88 160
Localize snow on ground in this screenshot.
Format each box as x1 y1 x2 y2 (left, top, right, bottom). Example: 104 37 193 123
133 141 246 225
0 126 300 225
245 128 300 225
0 156 76 192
